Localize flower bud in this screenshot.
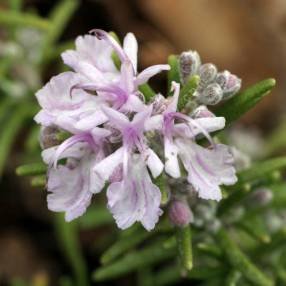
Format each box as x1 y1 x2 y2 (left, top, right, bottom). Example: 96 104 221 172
179 50 201 84
169 199 193 226
248 188 273 206
230 147 251 171
216 70 241 100
192 105 215 118
198 63 217 88
197 83 223 105
39 126 60 149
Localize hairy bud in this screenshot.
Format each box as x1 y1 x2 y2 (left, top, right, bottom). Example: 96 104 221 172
198 63 217 89
216 70 241 100
192 105 215 118
39 126 60 149
198 83 223 105
179 50 201 84
169 199 194 226
248 188 273 206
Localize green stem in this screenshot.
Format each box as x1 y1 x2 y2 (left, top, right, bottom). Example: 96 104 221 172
176 225 193 271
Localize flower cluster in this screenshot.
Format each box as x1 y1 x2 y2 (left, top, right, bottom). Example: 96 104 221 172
35 29 238 231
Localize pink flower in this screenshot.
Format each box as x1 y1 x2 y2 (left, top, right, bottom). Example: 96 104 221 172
146 82 237 200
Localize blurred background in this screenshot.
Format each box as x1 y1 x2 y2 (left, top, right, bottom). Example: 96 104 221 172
0 0 286 285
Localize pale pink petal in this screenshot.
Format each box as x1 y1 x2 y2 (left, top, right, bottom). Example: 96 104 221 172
121 93 145 112
93 147 124 181
102 106 129 130
120 61 135 93
107 155 162 230
144 148 164 178
164 137 180 178
166 81 180 113
135 64 170 86
42 142 88 164
144 114 163 131
123 33 138 72
47 160 93 221
176 139 237 201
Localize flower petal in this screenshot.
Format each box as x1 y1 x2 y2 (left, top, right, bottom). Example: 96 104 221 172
93 147 124 181
102 106 129 130
164 137 180 178
135 64 170 86
144 148 164 178
123 33 138 72
107 155 162 230
47 161 92 221
176 139 237 201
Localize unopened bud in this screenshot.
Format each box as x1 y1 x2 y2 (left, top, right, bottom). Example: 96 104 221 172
179 50 201 84
169 199 193 226
192 105 215 118
248 188 273 206
39 126 60 149
198 63 217 88
216 70 241 100
230 147 251 171
198 83 223 105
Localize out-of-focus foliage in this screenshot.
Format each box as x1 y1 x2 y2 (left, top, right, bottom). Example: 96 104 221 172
1 1 286 286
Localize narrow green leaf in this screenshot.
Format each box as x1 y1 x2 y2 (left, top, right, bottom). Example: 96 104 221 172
178 75 200 111
237 220 271 244
167 55 180 93
93 240 176 281
0 10 51 30
101 231 151 265
139 83 156 102
31 175 46 187
16 162 47 176
0 104 31 176
25 125 40 152
137 267 154 286
197 242 223 258
237 156 286 184
225 270 241 286
77 205 113 230
40 0 79 64
54 214 89 286
218 157 286 216
217 228 273 286
154 264 227 286
9 0 23 11
176 225 193 271
216 78 276 125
